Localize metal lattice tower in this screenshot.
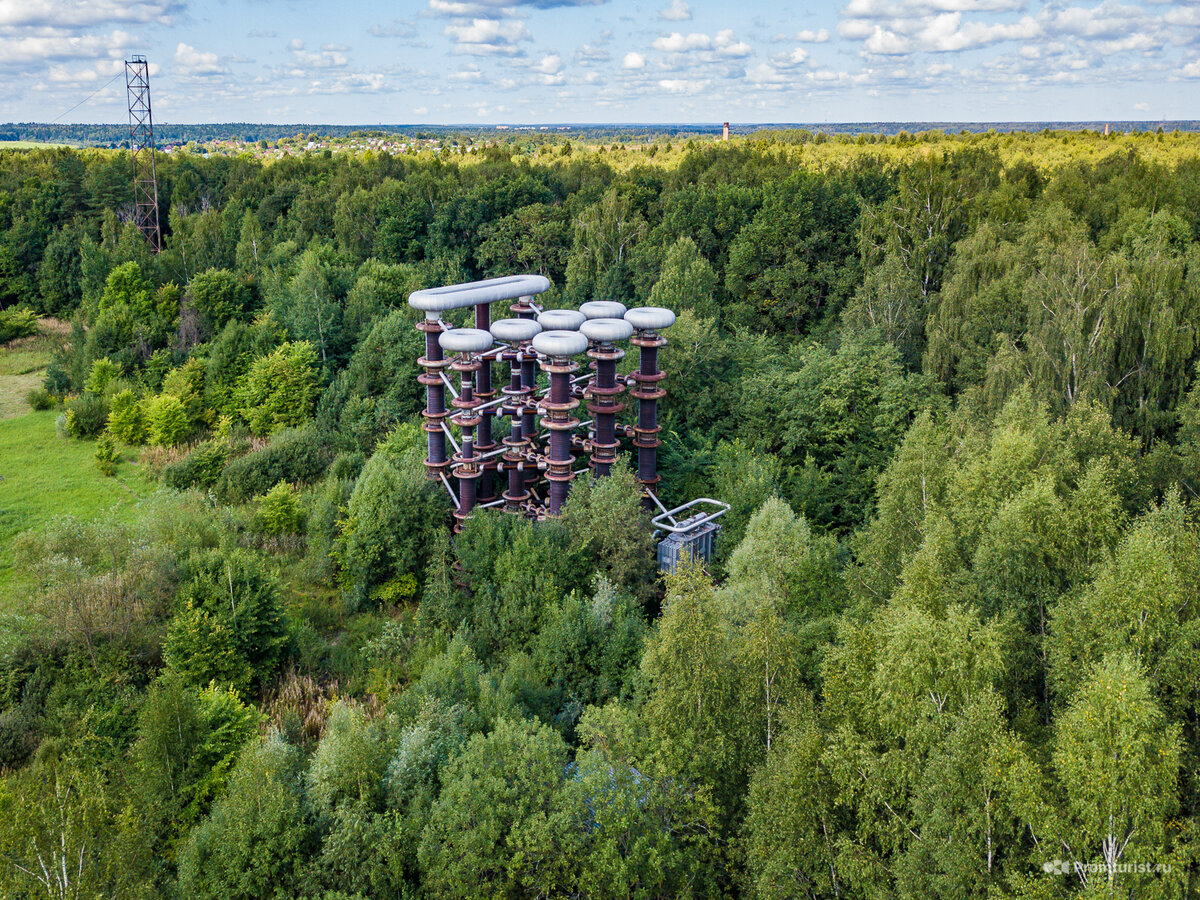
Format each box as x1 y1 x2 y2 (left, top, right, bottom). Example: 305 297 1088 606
125 55 161 252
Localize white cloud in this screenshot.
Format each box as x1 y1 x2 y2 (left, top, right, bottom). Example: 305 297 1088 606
413 105 429 114
621 50 645 68
745 61 788 85
714 28 752 57
653 31 711 51
533 52 562 74
920 12 1041 51
771 47 810 67
795 28 831 42
532 52 564 83
0 29 133 70
45 58 125 84
864 25 911 54
427 0 606 16
576 41 610 64
370 18 418 39
1133 100 1149 111
0 0 181 29
1042 2 1148 40
288 40 349 68
659 0 691 21
841 0 1023 17
658 77 704 93
444 17 531 55
174 42 228 75
308 72 387 94
1182 57 1200 77
448 65 485 80
652 28 751 56
1165 7 1200 28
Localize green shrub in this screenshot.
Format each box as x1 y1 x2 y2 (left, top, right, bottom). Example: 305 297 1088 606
163 549 288 692
64 392 110 438
145 393 191 447
334 450 445 603
0 708 38 769
164 441 231 491
215 426 331 504
162 357 209 430
84 357 121 396
0 305 37 343
186 268 252 333
107 388 147 444
94 433 119 476
328 450 365 482
236 340 320 435
177 734 316 900
256 481 305 535
25 387 53 410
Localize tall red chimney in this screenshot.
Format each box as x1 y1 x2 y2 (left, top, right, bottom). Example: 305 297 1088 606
722 122 729 141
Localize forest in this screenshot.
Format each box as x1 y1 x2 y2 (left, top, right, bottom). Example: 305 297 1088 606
1 128 1200 898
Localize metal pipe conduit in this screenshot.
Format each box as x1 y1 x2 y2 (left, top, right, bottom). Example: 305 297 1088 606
408 274 551 313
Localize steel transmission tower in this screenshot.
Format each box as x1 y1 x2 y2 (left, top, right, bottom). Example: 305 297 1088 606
125 55 161 252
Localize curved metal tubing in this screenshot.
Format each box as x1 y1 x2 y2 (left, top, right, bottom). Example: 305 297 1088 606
409 274 551 313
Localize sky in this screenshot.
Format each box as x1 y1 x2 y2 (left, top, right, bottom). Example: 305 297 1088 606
1 0 1198 125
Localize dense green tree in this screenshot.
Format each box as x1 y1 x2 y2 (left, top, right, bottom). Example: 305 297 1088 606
236 339 320 435
560 460 656 600
335 449 446 605
726 174 861 332
743 699 844 900
1048 653 1181 895
163 549 288 691
145 393 191 446
186 268 252 336
131 673 260 877
418 717 577 899
178 734 318 900
639 562 747 828
647 234 719 319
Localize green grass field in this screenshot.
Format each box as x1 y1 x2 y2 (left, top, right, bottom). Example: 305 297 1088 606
0 140 75 150
0 342 51 420
0 410 157 603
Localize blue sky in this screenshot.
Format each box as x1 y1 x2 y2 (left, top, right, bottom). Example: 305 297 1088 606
2 0 1198 124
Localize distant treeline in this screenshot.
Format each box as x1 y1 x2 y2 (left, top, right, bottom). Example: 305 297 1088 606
4 119 1200 148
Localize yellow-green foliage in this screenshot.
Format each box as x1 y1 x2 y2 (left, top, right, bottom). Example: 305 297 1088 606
256 480 305 535
236 340 319 435
107 388 147 444
145 393 191 447
94 433 118 476
84 357 121 396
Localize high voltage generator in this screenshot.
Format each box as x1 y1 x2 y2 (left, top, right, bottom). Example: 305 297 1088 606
408 274 728 572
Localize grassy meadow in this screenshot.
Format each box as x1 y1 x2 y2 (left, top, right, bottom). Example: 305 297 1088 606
0 327 156 602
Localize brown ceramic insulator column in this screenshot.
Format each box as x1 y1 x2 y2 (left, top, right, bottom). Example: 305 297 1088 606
532 329 588 517
629 334 666 492
579 316 633 479
417 317 451 481
511 294 536 320
624 307 675 504
473 303 498 504
450 362 482 532
542 365 578 515
491 317 543 515
439 327 495 532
